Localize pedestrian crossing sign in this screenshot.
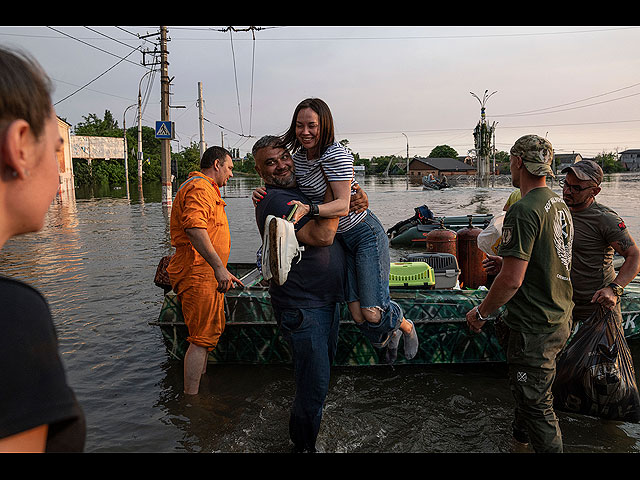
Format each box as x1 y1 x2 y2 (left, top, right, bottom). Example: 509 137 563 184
155 121 174 139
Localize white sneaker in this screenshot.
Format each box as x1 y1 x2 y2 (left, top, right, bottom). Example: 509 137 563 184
261 215 304 285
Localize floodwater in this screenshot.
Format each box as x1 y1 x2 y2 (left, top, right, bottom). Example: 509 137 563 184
2 173 640 453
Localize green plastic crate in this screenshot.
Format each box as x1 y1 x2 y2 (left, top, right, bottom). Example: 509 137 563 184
389 262 435 288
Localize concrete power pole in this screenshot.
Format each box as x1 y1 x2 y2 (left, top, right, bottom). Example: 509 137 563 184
198 82 206 159
160 26 172 209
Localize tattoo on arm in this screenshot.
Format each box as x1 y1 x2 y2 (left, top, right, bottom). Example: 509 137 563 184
615 237 635 253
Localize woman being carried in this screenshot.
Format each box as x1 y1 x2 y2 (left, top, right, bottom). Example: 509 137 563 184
257 98 418 362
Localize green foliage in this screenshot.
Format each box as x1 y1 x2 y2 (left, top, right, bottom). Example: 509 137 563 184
494 150 510 174
172 143 202 180
595 152 626 173
234 156 257 175
72 109 165 187
429 145 459 159
74 110 121 137
369 155 405 175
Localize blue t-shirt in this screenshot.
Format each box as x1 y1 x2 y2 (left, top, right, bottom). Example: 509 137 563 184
255 186 346 309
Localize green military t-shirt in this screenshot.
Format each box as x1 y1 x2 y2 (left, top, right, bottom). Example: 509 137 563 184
498 187 574 333
570 201 631 306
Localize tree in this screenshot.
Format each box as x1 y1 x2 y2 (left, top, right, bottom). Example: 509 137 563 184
494 150 510 174
339 138 360 162
72 110 164 187
74 110 121 137
595 152 626 174
429 145 458 159
172 142 203 180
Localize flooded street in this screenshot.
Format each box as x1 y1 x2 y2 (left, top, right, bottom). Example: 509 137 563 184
2 173 640 452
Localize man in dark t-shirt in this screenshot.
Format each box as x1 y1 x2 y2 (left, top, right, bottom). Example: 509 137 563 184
252 135 346 453
561 160 640 327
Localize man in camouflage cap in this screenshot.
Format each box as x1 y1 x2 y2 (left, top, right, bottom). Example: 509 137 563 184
468 134 574 452
510 134 555 177
560 158 639 340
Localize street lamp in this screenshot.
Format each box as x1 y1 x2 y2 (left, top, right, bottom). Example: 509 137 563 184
123 103 136 199
402 133 409 190
137 69 155 184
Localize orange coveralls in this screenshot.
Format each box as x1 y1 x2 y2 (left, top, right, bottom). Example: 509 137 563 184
167 172 231 351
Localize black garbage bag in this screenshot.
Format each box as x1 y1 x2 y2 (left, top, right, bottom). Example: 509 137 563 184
553 306 640 422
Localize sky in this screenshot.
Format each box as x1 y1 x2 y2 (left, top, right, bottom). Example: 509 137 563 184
2 25 639 160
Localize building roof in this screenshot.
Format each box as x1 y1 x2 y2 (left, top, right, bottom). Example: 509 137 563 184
554 153 581 161
411 157 476 172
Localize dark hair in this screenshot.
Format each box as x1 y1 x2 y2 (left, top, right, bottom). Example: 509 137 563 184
252 135 285 158
200 145 231 169
0 47 53 139
280 98 335 157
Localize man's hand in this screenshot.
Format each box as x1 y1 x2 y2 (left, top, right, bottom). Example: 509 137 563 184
213 266 244 293
591 286 618 310
466 307 486 334
186 228 245 293
482 255 503 275
349 184 368 213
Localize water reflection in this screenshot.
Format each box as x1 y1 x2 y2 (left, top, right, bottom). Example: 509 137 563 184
1 173 640 452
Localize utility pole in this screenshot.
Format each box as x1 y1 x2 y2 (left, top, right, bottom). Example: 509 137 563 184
160 26 172 209
198 82 206 159
137 87 143 184
123 104 136 200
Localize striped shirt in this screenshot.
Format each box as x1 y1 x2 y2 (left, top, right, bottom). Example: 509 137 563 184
292 142 367 233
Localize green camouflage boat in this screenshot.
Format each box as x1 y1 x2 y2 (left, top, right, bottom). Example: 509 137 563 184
150 263 640 367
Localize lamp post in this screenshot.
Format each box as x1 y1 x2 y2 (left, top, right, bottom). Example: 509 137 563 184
123 104 136 199
137 69 155 185
402 133 409 190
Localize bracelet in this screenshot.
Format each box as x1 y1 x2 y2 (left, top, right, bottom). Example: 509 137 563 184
475 306 487 322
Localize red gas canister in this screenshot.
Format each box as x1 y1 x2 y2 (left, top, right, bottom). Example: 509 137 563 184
457 215 487 289
425 220 457 257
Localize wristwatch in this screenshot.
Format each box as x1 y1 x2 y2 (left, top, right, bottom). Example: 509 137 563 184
608 282 624 296
306 204 320 217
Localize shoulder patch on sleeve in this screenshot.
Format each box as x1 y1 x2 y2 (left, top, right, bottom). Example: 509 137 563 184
502 226 513 245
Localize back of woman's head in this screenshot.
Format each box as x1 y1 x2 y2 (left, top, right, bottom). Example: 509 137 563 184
0 47 53 139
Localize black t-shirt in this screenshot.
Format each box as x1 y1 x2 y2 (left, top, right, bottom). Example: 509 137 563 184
0 276 85 452
255 186 346 309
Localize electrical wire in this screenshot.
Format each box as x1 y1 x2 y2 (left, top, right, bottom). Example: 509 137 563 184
54 48 139 106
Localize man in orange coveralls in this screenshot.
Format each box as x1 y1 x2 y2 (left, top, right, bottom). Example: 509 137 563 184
167 146 244 395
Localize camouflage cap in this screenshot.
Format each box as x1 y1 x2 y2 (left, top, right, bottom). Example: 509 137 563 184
510 134 554 177
561 159 603 185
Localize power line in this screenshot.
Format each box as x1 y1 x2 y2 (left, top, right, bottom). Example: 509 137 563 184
166 26 639 41
228 28 244 135
46 26 147 70
83 26 142 51
495 91 640 118
54 48 139 106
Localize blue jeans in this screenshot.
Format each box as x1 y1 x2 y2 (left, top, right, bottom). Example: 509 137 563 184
273 303 340 453
339 210 403 347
